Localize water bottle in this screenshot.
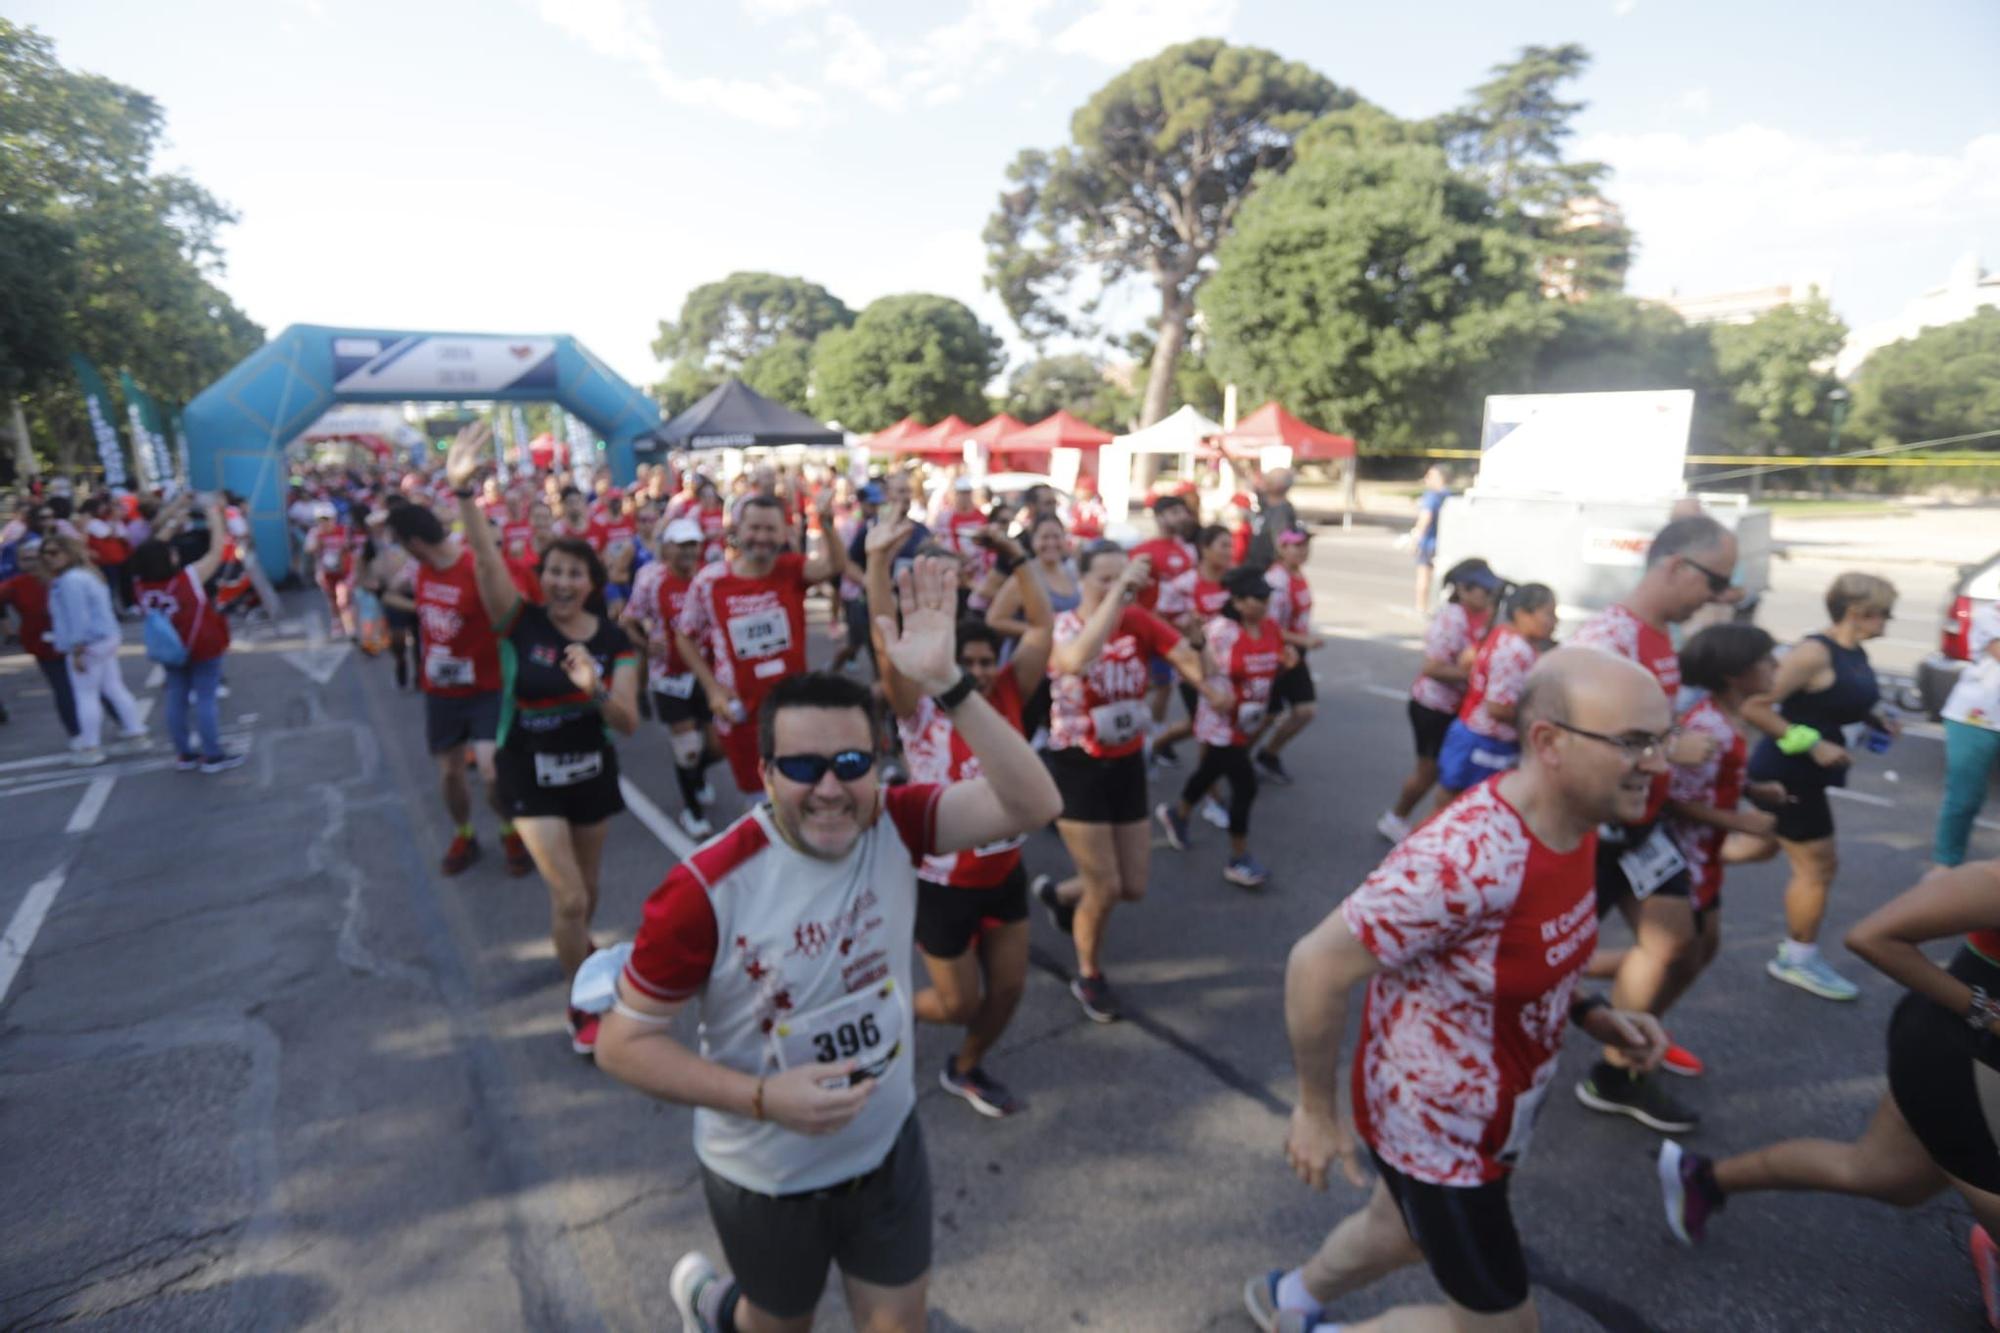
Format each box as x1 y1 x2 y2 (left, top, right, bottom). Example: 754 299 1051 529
1864 708 1896 755
570 941 635 1015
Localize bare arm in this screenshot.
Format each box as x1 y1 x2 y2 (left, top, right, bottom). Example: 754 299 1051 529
1049 557 1151 675
1008 545 1054 696
188 496 230 585
1847 863 2000 1025
1741 638 1832 739
1665 797 1777 837
1283 910 1381 1190
984 574 1031 639
865 521 923 720
802 494 846 587
444 423 521 628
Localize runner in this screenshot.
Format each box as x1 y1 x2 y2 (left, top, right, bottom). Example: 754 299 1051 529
0 539 85 743
1571 514 1737 1133
1434 583 1557 801
447 424 641 1055
383 497 531 878
868 521 1051 1117
1152 524 1235 768
1132 495 1198 765
1659 859 2000 1330
677 490 846 800
1034 541 1210 1023
41 535 149 766
1377 560 1502 841
1155 565 1286 888
128 495 243 773
1249 648 1668 1333
303 502 360 639
1255 527 1326 784
622 516 719 839
1743 571 1899 1002
597 561 1063 1333
1937 595 2000 868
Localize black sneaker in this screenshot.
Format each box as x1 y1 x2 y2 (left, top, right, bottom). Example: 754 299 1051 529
1255 751 1292 784
940 1057 1023 1117
1575 1064 1699 1133
1070 972 1120 1023
1033 874 1075 936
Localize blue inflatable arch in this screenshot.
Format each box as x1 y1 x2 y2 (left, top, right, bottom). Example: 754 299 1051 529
183 324 660 578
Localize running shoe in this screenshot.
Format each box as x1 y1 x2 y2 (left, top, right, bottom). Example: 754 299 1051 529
199 751 247 774
1660 1041 1704 1078
110 732 152 755
695 779 715 806
175 754 201 772
69 747 107 768
940 1057 1022 1117
1255 751 1292 784
1658 1140 1724 1245
1150 745 1180 772
216 682 231 699
501 831 534 878
1574 1067 1699 1133
678 809 713 840
1225 855 1271 889
1156 802 1191 851
1375 810 1411 843
1973 1225 2000 1331
1033 873 1075 936
441 833 480 876
1766 950 1860 1001
669 1251 729 1333
1070 972 1120 1023
1199 796 1230 829
1244 1269 1320 1333
568 1007 600 1057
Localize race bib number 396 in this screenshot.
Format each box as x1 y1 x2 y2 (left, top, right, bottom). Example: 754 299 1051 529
768 978 904 1081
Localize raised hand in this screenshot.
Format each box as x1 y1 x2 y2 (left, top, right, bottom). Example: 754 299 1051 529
875 554 960 694
445 420 494 491
864 518 914 559
561 643 601 696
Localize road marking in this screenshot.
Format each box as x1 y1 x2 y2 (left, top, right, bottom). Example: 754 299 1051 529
65 776 115 833
0 864 67 1006
1979 819 2000 834
1828 788 1897 808
618 777 696 858
1361 684 1408 702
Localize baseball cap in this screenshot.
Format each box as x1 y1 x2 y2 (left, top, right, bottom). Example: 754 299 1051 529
1223 567 1273 601
1445 558 1504 592
1277 526 1310 547
662 518 703 545
858 482 885 504
954 478 974 493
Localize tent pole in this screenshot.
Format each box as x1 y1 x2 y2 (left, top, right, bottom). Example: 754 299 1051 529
1343 457 1356 532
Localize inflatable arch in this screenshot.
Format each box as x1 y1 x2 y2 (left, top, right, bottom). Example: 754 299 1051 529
183 324 659 578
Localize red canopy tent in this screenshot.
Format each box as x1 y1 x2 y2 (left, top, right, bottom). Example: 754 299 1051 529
1006 409 1113 452
864 416 924 454
963 413 1026 448
891 415 976 461
1220 402 1356 461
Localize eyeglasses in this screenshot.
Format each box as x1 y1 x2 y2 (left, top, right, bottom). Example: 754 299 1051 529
770 749 875 785
1681 556 1733 595
1550 722 1678 765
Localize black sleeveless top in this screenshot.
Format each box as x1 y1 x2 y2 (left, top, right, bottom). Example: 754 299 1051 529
1749 633 1879 789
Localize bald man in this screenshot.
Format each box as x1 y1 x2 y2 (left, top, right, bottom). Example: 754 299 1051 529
1251 649 1671 1333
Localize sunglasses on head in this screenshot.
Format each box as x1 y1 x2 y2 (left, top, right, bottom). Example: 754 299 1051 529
770 749 876 784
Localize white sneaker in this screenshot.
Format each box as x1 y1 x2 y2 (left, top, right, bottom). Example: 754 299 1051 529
678 809 713 840
1199 796 1230 829
1375 811 1412 843
669 1251 726 1333
111 731 152 754
70 747 107 767
694 781 714 806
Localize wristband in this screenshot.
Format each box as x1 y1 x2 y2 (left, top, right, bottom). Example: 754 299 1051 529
1569 994 1611 1028
994 553 1023 576
453 487 476 500
934 670 977 711
1968 985 2000 1032
1776 724 1822 756
750 1077 767 1122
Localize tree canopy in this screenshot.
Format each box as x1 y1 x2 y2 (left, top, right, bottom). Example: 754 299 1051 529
985 40 1350 428
1708 294 1848 454
1004 355 1124 431
1849 309 2000 448
811 294 1001 432
650 271 852 415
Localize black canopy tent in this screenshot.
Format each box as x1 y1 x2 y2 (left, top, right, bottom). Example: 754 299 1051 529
638 377 844 452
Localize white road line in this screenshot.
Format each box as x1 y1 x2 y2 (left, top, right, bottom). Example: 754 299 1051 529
1979 819 2000 834
1828 788 1897 808
618 777 696 859
65 776 115 834
1360 684 1408 702
0 864 67 1006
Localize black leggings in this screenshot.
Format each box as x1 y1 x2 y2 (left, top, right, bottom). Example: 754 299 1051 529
1180 743 1258 836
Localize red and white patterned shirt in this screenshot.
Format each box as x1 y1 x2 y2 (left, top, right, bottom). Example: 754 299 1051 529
1457 626 1540 743
1571 602 1680 820
675 552 810 732
897 671 1026 887
1410 603 1489 715
1340 780 1599 1186
1048 605 1181 759
1666 696 1745 911
1157 568 1230 626
1195 615 1285 747
1267 565 1313 638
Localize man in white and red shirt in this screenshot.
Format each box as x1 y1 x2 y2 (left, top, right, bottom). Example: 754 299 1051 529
621 517 718 838
676 492 845 796
597 572 1063 1333
1569 513 1737 1125
1257 647 1669 1332
384 503 531 878
1255 526 1326 783
938 478 987 556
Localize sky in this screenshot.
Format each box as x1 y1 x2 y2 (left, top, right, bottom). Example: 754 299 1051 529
17 0 2000 392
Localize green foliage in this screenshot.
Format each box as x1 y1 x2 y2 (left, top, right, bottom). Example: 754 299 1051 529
1522 296 1740 453
1849 309 2000 448
811 294 1001 432
0 210 78 396
654 360 724 419
1708 294 1848 453
1199 141 1554 454
650 271 852 415
1004 354 1124 429
985 39 1350 424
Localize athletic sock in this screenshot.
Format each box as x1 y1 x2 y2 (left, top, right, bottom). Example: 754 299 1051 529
708 1278 740 1333
1779 939 1817 966
1277 1268 1323 1319
456 823 475 839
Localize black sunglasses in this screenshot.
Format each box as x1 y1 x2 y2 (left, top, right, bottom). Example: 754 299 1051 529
1681 556 1732 595
770 749 875 784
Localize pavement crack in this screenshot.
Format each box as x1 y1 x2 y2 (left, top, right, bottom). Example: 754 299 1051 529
557 1173 699 1234
4 1222 241 1328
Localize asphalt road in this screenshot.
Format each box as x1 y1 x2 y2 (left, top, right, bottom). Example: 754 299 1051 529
1 531 1995 1331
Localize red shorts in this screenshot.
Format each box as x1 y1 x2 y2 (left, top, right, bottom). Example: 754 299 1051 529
721 718 763 794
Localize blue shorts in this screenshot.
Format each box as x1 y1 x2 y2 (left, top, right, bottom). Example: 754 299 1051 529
1149 656 1173 687
1437 720 1519 791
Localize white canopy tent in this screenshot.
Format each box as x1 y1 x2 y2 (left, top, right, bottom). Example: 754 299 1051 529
1098 405 1224 523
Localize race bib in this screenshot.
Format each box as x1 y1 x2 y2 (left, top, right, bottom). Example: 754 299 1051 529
1090 699 1148 749
1235 701 1267 733
768 978 904 1082
425 648 474 688
655 671 696 699
1620 827 1688 900
1496 1066 1555 1167
320 549 343 571
533 750 604 788
727 607 791 661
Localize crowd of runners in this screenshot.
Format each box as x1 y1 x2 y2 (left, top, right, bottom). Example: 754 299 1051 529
6 427 2000 1333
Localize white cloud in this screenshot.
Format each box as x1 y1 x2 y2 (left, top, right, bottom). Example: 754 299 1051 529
535 0 821 130
1050 0 1237 66
741 0 827 18
1675 86 1712 116
819 1 1053 113
1613 0 1638 15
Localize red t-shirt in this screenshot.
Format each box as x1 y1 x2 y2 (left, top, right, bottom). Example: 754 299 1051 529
1458 625 1540 743
1048 605 1182 759
1194 615 1284 747
941 508 987 556
1131 537 1194 612
133 569 229 663
499 519 537 564
897 670 1026 886
414 550 503 696
676 551 810 726
1572 602 1680 819
1666 696 1747 911
652 566 694 677
312 526 359 580
0 574 58 661
1157 569 1230 626
698 505 728 565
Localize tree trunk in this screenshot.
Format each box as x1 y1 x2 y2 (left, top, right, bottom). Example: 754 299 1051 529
1140 287 1188 430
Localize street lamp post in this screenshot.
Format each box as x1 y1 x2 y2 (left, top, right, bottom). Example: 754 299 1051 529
1822 385 1851 497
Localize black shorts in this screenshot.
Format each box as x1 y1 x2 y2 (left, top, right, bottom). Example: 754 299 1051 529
385 605 418 633
1177 680 1199 719
1748 750 1838 842
1887 948 2000 1193
1046 746 1148 825
425 691 502 754
653 682 713 729
1408 701 1454 760
1273 661 1315 708
843 597 876 664
495 744 625 824
1371 1148 1527 1314
916 863 1030 959
1594 820 1693 917
701 1112 931 1320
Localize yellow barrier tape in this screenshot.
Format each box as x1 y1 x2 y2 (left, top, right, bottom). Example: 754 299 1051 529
1403 450 1997 467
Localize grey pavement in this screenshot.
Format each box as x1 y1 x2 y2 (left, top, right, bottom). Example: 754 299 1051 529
1 534 1996 1330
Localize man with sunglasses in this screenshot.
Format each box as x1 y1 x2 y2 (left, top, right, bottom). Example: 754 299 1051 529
600 555 1063 1333
1569 513 1737 1133
1255 647 1667 1333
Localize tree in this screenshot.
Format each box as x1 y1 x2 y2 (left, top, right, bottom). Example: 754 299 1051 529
985 40 1349 428
652 360 723 419
1199 141 1555 454
1521 295 1737 454
811 294 1001 432
1003 354 1124 430
1709 295 1848 454
0 211 78 397
1849 309 2000 447
650 271 852 413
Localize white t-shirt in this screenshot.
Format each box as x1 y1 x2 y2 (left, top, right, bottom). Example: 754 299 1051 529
1943 601 2000 732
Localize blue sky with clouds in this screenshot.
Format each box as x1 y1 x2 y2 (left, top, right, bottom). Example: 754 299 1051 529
17 0 1998 389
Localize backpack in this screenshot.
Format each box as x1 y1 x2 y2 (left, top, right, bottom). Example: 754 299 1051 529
144 606 189 666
